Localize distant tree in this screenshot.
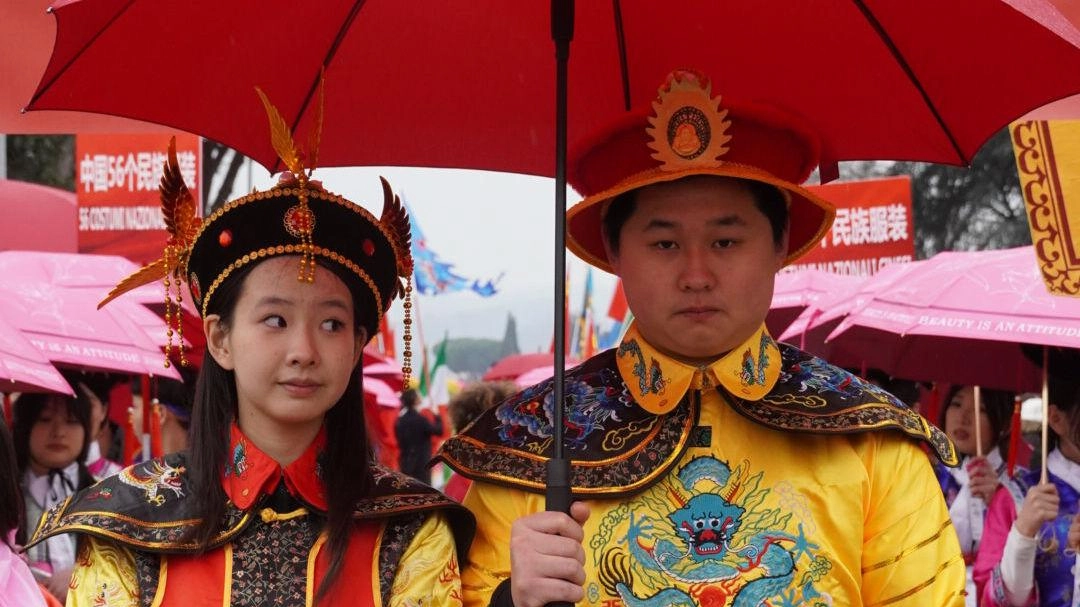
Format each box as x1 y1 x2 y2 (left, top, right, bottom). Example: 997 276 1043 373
443 337 503 378
841 128 1029 259
498 313 521 359
6 135 74 190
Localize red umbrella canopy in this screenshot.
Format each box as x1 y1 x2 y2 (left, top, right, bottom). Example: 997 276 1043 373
0 179 77 253
25 0 1080 174
484 353 578 382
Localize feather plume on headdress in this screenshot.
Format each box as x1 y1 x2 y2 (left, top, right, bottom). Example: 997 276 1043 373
98 137 200 365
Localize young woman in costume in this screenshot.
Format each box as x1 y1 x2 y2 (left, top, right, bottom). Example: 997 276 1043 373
27 106 473 606
974 349 1080 607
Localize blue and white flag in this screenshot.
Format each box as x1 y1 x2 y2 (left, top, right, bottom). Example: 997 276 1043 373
407 201 502 297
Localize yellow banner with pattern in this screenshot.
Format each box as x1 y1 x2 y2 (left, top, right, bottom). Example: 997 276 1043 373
1011 120 1080 296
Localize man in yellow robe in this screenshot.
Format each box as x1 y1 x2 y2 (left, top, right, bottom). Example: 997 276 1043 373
438 69 965 607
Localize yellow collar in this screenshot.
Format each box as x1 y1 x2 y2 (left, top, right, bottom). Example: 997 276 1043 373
615 322 781 414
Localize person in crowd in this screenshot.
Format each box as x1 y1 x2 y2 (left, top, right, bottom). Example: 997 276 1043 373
935 384 1027 605
975 348 1080 606
13 392 95 604
154 367 196 454
442 380 516 501
0 415 48 607
64 372 124 480
439 69 964 607
395 387 445 484
26 101 473 605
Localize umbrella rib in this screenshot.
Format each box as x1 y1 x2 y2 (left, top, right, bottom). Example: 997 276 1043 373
27 0 138 109
612 0 631 111
280 0 370 173
850 0 967 164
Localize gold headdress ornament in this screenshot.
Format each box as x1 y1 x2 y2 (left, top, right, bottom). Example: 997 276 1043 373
98 137 200 367
99 75 417 384
646 70 732 170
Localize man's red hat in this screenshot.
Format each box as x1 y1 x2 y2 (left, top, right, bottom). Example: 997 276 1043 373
567 69 836 273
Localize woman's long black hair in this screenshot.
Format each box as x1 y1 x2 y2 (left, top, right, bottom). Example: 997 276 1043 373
0 417 23 549
184 259 372 601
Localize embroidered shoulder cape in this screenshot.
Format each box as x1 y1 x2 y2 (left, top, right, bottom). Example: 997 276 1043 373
438 336 955 499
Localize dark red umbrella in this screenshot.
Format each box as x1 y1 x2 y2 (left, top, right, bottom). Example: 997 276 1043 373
483 352 578 382
25 0 1080 176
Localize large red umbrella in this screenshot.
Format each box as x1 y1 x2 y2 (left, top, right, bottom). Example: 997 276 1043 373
822 246 1080 391
24 0 1080 176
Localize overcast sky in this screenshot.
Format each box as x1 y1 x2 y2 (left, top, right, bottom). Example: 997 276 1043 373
237 162 621 358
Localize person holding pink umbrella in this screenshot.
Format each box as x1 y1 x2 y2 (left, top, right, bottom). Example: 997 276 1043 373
975 348 1080 606
935 385 1028 605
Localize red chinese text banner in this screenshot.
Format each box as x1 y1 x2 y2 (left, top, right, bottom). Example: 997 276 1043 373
789 176 915 276
76 133 201 265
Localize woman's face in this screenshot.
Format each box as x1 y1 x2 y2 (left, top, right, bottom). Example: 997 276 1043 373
28 397 85 474
206 257 363 442
943 386 995 457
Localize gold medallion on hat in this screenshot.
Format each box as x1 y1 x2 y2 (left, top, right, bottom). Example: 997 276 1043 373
646 70 732 171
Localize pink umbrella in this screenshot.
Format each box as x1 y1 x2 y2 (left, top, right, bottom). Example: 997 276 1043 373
823 246 1079 391
767 269 862 337
0 251 180 378
515 365 557 388
777 262 917 355
363 376 401 408
363 361 404 392
0 180 77 253
0 315 74 394
484 353 577 382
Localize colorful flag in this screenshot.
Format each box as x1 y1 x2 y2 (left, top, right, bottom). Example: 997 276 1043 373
574 269 596 358
599 279 633 350
406 201 502 296
419 335 449 404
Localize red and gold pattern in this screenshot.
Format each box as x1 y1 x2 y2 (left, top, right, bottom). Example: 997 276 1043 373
1010 119 1080 296
646 70 732 169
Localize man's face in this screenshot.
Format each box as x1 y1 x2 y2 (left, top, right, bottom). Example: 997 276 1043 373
607 176 787 365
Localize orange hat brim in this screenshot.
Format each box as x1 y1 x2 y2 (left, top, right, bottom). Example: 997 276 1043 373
567 164 836 273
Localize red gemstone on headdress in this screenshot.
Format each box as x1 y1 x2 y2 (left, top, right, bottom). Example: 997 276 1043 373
284 204 315 238
218 229 233 247
363 239 375 256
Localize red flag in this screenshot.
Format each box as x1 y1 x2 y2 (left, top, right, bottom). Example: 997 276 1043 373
378 316 396 359
608 280 628 322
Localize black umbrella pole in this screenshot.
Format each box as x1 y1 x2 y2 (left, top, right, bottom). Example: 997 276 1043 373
547 4 579 605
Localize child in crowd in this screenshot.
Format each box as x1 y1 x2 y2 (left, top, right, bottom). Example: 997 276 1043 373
13 392 94 603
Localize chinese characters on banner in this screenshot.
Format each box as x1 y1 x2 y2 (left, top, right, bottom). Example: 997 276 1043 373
76 133 201 264
788 176 915 276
